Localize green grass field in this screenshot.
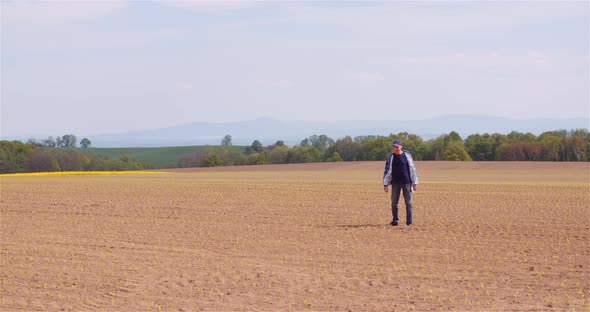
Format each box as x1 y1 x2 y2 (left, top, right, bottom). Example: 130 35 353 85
78 145 245 168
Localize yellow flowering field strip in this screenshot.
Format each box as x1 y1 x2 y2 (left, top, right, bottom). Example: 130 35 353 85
0 171 169 177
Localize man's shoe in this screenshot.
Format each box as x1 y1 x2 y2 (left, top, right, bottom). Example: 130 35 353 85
389 221 399 226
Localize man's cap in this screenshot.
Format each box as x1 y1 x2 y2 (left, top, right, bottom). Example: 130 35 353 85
392 139 403 146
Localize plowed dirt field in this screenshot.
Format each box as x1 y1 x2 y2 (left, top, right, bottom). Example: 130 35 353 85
1 161 588 311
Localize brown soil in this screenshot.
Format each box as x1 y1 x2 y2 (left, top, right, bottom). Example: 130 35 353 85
1 162 588 311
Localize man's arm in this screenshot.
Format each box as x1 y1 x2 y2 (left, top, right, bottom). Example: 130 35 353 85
406 152 419 185
404 151 418 192
383 154 392 192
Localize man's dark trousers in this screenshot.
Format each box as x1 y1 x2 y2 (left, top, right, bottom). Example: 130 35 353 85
391 183 413 226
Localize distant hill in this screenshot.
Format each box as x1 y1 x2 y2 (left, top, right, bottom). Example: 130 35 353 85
6 115 589 147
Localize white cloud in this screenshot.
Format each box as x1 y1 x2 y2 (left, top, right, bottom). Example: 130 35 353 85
252 79 295 89
2 1 127 26
397 51 552 68
174 82 194 92
343 71 385 83
250 2 588 44
527 50 550 66
159 0 258 11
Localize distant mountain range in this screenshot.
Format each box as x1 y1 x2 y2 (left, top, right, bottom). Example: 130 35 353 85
6 115 589 147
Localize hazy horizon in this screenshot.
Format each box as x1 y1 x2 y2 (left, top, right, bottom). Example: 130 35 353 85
2 1 589 137
3 114 588 148
3 114 589 140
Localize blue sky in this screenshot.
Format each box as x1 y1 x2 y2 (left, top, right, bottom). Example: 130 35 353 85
1 1 588 137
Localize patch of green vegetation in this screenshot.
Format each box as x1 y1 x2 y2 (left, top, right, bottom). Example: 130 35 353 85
78 145 245 168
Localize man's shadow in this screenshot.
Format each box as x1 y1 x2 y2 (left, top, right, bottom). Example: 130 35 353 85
321 224 386 229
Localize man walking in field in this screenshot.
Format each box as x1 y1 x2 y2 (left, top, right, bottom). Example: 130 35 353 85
383 140 419 227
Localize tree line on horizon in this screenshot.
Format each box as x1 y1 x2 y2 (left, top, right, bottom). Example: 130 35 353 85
26 134 92 148
0 138 153 174
178 129 589 168
1 133 155 173
0 128 587 173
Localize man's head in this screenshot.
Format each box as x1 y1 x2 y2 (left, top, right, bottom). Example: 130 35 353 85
392 139 403 154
